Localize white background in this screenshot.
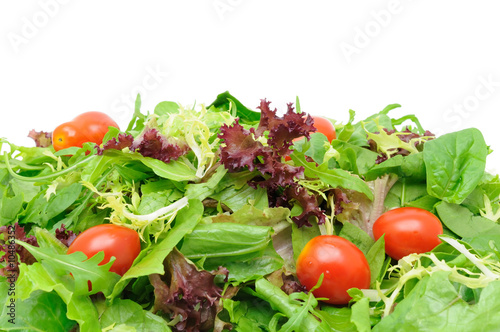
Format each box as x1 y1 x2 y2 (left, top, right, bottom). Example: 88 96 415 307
1 1 499 173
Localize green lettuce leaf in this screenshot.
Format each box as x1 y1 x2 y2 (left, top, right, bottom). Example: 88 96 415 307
21 182 83 228
100 299 171 331
365 235 386 288
179 223 284 283
0 286 76 332
291 151 373 200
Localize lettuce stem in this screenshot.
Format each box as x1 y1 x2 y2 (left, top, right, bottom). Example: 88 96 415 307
3 152 93 182
440 236 499 279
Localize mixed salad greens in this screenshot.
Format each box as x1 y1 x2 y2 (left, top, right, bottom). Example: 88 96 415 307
2 91 500 331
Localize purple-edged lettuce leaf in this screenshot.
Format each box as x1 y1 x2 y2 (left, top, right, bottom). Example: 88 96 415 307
97 128 189 164
218 99 323 228
149 248 228 332
27 130 52 148
0 222 38 278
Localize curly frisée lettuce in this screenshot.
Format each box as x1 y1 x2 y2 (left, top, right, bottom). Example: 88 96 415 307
2 91 500 331
81 180 189 241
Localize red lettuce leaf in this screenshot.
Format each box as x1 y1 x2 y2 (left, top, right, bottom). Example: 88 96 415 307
281 273 307 295
218 99 326 228
96 129 189 164
131 128 189 163
253 161 304 190
281 186 326 227
255 100 316 156
27 130 52 148
149 248 228 332
0 223 38 279
96 133 134 155
218 119 271 172
55 224 78 247
332 188 352 215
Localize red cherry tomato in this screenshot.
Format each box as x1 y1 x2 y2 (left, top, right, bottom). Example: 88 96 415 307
373 207 443 260
51 122 83 151
67 224 141 276
296 235 371 305
52 111 119 151
311 115 336 142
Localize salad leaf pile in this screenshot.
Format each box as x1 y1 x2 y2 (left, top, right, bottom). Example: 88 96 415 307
1 91 500 331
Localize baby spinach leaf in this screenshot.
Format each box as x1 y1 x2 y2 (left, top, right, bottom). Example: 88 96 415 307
365 153 426 182
211 244 284 283
385 180 428 210
424 128 488 204
373 271 500 331
179 219 286 283
463 234 500 257
209 91 261 124
179 223 273 258
436 201 500 238
339 222 374 255
405 195 440 211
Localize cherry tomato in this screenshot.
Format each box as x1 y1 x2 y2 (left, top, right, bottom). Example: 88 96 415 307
67 224 141 276
52 111 119 151
51 122 83 151
296 235 371 305
311 115 336 142
373 207 443 260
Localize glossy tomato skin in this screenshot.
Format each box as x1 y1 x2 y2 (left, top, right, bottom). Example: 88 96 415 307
67 224 141 276
373 207 443 260
52 122 84 151
72 112 119 143
296 235 371 305
311 115 336 142
52 112 119 151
